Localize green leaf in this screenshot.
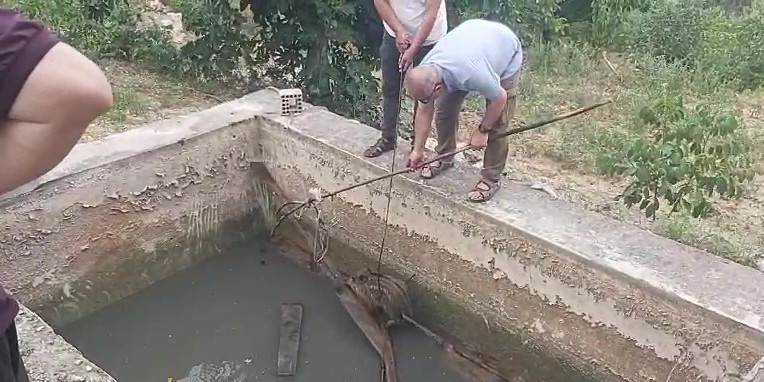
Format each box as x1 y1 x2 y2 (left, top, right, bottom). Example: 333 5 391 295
691 202 704 218
596 155 615 174
715 176 728 194
645 202 657 218
745 168 755 182
635 166 650 182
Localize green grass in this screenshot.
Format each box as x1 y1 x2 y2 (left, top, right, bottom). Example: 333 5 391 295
103 86 152 123
659 214 758 266
83 59 221 141
459 39 763 268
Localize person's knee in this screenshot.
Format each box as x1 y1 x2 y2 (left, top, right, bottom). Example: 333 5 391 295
9 42 113 126
42 43 112 121
434 108 458 126
83 72 113 117
66 51 113 118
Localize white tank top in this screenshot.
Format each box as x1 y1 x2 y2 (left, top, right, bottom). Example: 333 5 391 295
382 0 448 46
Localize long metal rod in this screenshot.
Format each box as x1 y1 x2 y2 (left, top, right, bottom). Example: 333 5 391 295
269 99 612 240
320 100 611 200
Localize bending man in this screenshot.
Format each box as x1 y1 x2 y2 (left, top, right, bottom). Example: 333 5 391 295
405 19 523 203
363 0 447 158
0 8 113 381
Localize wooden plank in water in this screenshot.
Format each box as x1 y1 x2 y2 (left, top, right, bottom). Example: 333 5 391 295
277 303 304 376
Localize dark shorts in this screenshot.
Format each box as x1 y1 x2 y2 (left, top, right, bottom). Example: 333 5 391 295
0 324 27 382
0 8 59 119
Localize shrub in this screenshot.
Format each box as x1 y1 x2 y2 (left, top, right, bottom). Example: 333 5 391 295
172 0 252 83
7 0 170 60
621 1 710 64
589 0 651 45
597 95 755 219
447 0 565 43
694 10 764 90
245 0 382 124
621 0 764 91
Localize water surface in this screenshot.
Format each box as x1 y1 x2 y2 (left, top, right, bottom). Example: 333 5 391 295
60 242 468 382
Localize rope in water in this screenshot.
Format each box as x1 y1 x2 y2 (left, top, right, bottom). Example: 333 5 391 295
375 62 407 294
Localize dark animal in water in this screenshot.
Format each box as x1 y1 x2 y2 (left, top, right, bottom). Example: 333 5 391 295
345 268 412 328
334 276 399 382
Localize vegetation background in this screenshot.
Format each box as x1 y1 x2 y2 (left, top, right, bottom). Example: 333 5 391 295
3 0 763 269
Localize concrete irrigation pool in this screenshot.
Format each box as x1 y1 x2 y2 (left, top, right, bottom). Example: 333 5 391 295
0 89 762 381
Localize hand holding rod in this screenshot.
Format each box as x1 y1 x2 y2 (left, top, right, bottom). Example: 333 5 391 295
319 100 612 200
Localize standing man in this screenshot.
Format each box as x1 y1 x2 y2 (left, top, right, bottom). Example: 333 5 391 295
0 8 114 381
404 19 523 203
363 0 447 158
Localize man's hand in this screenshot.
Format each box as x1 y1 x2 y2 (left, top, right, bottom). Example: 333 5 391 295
469 130 489 149
399 46 417 72
407 148 426 169
395 32 411 53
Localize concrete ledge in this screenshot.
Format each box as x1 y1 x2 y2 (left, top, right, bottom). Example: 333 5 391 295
0 94 280 380
15 305 114 382
0 107 269 325
0 92 278 204
251 89 764 381
0 89 762 381
746 356 764 382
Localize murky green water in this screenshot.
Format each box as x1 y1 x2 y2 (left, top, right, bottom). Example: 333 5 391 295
59 242 469 382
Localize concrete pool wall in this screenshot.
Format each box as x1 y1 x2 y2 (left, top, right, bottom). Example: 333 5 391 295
0 89 762 381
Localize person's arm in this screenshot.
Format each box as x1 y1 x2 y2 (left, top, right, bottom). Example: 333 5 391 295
413 101 435 152
374 0 407 37
408 0 442 52
481 88 508 130
466 73 507 131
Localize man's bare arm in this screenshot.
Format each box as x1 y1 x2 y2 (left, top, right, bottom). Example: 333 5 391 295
374 0 407 37
408 0 442 51
413 101 435 152
481 88 508 131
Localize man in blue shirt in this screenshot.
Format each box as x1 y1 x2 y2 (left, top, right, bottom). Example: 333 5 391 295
405 19 523 203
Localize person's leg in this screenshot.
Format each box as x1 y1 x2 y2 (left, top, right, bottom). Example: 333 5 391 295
364 32 401 158
419 90 467 179
467 71 520 203
0 323 27 382
0 41 113 195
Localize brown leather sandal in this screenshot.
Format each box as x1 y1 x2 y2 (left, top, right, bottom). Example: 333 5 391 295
364 137 395 158
419 159 454 179
467 179 500 203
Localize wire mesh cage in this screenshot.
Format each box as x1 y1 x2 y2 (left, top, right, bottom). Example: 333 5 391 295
279 88 303 116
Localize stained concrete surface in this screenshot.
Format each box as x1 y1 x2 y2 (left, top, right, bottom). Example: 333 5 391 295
0 92 278 204
15 305 114 382
255 89 764 380
746 356 764 382
58 242 469 382
271 93 764 335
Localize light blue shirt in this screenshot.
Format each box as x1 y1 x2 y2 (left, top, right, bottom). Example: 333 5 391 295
420 19 523 101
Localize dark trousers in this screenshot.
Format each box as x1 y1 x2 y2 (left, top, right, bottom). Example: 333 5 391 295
0 324 27 382
379 32 435 141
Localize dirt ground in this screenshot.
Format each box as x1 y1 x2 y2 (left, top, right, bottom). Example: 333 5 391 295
82 59 225 142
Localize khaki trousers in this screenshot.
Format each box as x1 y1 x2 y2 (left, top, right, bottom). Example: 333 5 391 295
433 70 521 183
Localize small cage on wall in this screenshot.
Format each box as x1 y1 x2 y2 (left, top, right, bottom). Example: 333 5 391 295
279 89 303 116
